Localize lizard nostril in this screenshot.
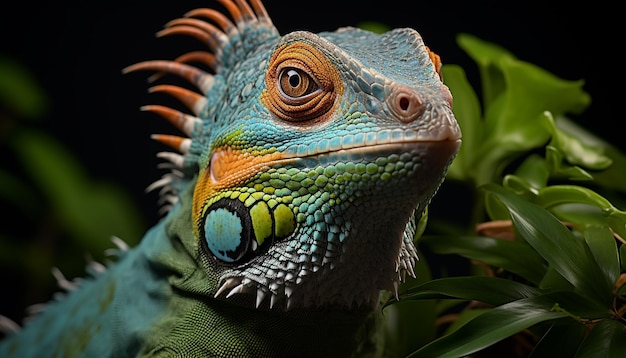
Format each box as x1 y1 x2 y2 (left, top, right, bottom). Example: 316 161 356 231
399 96 410 111
388 85 424 123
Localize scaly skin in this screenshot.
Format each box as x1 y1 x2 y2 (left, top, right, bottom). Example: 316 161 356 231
0 1 461 357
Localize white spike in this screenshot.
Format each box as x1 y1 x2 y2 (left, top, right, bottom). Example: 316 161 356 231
215 277 240 298
159 194 179 206
406 260 416 278
393 281 399 300
192 97 209 117
156 184 176 198
198 74 216 94
25 303 45 316
226 283 246 298
255 289 267 308
180 137 192 154
0 315 20 334
111 236 129 251
158 205 174 215
156 151 185 168
51 267 78 291
104 241 129 257
86 259 106 274
270 293 279 309
145 176 174 193
284 285 294 298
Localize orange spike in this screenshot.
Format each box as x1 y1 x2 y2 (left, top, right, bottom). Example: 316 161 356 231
174 51 218 71
165 18 228 50
425 46 443 81
141 105 200 136
216 0 243 25
156 26 217 53
185 8 238 35
249 0 272 24
146 51 218 84
233 0 256 22
123 60 215 94
151 134 191 153
148 84 208 116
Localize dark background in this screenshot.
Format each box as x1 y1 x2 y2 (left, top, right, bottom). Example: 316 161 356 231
0 2 618 224
0 1 619 323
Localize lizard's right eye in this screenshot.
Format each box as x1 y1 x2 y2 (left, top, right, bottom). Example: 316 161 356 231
278 67 320 100
262 41 343 123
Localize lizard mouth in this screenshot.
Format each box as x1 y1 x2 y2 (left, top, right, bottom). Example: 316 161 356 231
207 127 461 195
278 124 462 161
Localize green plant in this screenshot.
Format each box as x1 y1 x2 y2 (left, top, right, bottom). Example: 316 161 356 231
0 57 146 316
386 34 626 357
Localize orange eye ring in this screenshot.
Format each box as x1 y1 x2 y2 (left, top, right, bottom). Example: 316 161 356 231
262 41 342 123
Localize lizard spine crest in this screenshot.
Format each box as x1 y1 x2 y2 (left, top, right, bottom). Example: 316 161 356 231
123 0 278 214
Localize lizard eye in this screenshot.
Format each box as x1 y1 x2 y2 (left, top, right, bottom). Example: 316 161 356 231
263 41 342 123
278 68 320 100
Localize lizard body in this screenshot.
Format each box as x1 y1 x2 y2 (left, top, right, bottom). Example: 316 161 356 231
0 1 460 356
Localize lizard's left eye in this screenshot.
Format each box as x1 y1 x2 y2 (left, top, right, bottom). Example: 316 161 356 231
278 68 320 100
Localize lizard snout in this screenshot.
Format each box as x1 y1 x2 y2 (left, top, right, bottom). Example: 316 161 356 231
387 84 425 123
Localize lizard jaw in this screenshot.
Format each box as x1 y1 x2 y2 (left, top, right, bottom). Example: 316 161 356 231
212 139 459 311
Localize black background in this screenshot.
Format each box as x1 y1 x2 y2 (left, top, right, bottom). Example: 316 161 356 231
0 1 619 323
0 2 619 226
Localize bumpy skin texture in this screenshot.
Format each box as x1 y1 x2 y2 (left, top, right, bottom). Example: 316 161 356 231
0 1 460 357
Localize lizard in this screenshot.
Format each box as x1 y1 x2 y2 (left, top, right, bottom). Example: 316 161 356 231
0 0 461 356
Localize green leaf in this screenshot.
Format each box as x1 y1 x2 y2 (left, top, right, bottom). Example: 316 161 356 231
383 300 437 357
591 143 626 193
402 276 541 307
10 129 145 255
484 191 513 221
442 308 491 335
539 266 574 292
529 321 586 357
576 319 626 356
583 226 620 292
551 116 626 190
455 34 591 186
407 295 567 358
0 56 48 119
536 185 626 240
481 64 589 143
509 154 550 192
456 33 513 108
484 184 613 306
356 21 389 34
534 290 610 320
537 185 616 210
545 145 594 181
441 64 482 182
420 235 546 284
543 112 612 170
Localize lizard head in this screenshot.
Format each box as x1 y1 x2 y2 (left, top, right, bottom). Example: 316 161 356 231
125 0 461 311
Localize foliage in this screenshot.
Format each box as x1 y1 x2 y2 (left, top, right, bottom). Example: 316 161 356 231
385 34 626 357
0 57 145 315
